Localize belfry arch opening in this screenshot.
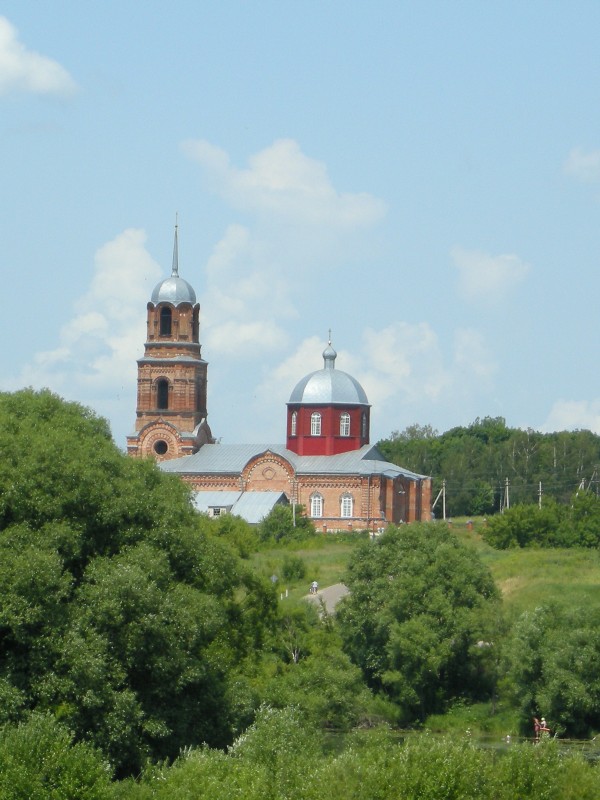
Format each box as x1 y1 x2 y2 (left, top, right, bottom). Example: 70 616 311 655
160 307 172 335
156 378 169 410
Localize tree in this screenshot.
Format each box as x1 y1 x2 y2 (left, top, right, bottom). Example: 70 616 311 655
0 390 279 775
258 504 315 543
337 524 501 721
503 605 600 737
378 418 600 516
0 714 111 799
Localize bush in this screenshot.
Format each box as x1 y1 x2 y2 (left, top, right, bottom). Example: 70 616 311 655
281 555 306 582
0 714 111 799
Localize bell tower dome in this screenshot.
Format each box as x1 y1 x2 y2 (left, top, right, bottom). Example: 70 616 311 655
127 222 213 460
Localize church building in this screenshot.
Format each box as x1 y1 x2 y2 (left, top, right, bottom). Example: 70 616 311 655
128 227 432 530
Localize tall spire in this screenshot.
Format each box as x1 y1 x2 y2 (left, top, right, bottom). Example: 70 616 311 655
171 213 179 277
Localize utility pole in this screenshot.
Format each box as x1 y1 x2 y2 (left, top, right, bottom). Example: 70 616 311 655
442 478 446 521
431 479 447 521
503 477 510 512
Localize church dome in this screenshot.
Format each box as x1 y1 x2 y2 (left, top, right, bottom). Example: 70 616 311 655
150 220 197 306
288 342 369 406
151 275 196 306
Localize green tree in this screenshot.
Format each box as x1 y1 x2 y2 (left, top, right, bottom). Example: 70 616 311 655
0 714 111 800
337 523 501 721
503 605 600 738
258 503 315 543
0 390 279 775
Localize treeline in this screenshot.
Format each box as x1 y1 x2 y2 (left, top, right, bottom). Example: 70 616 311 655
378 417 600 517
4 390 600 797
483 493 600 549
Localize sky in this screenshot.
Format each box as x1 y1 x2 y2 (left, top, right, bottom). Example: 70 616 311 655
1 1 600 449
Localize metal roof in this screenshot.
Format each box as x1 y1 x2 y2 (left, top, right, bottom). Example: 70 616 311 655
150 275 196 306
150 223 197 306
160 443 427 481
191 490 288 524
288 343 369 406
289 368 369 406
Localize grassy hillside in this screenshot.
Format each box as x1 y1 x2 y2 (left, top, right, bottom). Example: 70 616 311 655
251 521 600 619
452 518 600 617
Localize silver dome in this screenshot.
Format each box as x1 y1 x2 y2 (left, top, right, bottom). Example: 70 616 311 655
288 343 369 406
150 275 196 306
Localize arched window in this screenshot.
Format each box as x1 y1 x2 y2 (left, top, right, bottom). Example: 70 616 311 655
311 412 321 436
340 493 353 518
290 411 297 436
160 307 172 335
157 378 169 410
361 412 368 438
310 493 323 518
340 412 350 436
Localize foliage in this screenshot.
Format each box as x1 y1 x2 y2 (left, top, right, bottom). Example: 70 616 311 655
0 714 111 799
258 503 316 543
212 512 259 557
483 491 600 549
502 604 600 738
379 417 600 516
337 523 502 721
482 500 565 548
113 723 600 800
281 553 306 582
260 600 379 730
0 390 278 776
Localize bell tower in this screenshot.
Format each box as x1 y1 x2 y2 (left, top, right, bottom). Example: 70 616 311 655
127 223 213 461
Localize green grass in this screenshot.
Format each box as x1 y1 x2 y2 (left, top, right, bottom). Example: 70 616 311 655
450 517 600 617
250 521 600 615
249 533 366 600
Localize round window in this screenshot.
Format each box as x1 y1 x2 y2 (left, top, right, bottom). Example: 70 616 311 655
154 440 168 455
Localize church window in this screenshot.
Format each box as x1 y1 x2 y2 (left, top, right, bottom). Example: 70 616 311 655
310 493 323 518
340 412 350 436
160 307 172 335
291 411 297 436
311 412 321 436
341 494 353 518
154 440 168 455
361 412 368 438
157 378 169 410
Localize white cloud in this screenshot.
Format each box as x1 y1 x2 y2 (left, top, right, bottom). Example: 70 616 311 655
0 16 77 96
5 228 161 424
540 399 600 435
564 147 600 183
182 137 386 227
358 322 451 408
206 320 289 357
453 328 497 383
257 336 329 406
187 140 386 362
451 246 530 301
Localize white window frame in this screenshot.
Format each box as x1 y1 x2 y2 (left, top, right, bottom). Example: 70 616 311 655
340 494 353 518
311 412 322 436
310 493 323 518
290 411 297 436
340 412 350 437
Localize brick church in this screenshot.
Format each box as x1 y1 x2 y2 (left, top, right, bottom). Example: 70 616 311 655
127 227 431 530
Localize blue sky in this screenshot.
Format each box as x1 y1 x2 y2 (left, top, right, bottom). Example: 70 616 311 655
1 2 599 448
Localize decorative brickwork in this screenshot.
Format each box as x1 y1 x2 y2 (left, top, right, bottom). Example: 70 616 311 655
127 226 213 461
